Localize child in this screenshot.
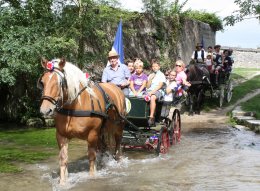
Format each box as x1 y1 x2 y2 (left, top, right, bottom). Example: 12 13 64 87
129 60 148 97
160 70 178 119
164 69 171 80
126 60 135 75
205 53 214 73
146 59 166 126
164 70 178 102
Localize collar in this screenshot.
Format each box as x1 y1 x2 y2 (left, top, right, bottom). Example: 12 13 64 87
109 64 120 71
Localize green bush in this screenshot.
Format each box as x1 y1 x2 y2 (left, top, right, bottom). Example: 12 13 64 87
186 10 223 31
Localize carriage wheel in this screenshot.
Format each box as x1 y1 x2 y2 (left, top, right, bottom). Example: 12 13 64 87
156 126 170 155
170 109 181 145
219 85 225 107
225 80 233 103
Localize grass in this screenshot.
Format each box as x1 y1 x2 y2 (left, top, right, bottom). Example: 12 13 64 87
231 68 260 79
241 95 260 119
0 128 57 173
229 75 260 105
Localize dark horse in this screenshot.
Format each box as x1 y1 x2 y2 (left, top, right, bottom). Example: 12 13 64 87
186 64 211 115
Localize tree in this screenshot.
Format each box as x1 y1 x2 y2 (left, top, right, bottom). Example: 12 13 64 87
224 0 260 26
0 0 136 122
142 0 169 18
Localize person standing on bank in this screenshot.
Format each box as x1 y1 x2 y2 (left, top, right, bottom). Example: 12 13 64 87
102 50 131 96
191 43 206 64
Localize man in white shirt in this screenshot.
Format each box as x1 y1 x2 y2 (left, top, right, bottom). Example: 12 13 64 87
191 43 207 63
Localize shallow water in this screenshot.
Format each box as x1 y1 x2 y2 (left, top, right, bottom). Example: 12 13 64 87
1 124 260 191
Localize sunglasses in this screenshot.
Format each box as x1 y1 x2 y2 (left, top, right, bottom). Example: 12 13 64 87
176 65 182 67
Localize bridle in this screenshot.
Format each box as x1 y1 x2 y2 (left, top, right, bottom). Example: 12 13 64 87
37 68 67 111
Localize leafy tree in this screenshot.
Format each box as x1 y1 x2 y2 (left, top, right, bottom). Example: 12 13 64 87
224 0 260 26
142 0 169 17
0 0 136 122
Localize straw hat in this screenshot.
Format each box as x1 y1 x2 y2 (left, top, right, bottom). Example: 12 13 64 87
108 50 119 58
196 43 203 48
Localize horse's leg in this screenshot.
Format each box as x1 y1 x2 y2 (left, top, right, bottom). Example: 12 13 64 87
56 132 69 185
87 130 99 176
189 94 194 116
114 123 124 161
196 89 204 115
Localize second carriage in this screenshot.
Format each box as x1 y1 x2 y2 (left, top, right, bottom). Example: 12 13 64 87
207 70 233 107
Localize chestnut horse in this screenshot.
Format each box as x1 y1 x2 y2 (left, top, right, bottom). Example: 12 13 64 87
38 58 126 184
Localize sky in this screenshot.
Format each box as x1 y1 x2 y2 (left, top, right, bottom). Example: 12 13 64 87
119 0 260 49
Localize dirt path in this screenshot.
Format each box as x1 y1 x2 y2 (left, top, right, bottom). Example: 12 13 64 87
181 88 260 130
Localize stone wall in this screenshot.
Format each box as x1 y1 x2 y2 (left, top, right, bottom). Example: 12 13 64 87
178 19 215 65
122 15 216 66
222 47 260 68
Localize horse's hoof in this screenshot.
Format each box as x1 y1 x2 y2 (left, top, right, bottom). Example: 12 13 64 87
59 179 66 185
89 171 95 177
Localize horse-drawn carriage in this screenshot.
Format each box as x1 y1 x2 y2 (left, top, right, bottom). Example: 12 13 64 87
208 70 233 107
122 95 184 155
186 63 233 115
38 58 185 183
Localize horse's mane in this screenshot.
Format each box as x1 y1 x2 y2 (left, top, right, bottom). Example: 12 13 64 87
52 59 93 103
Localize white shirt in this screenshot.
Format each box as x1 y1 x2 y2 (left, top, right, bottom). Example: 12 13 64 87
164 80 178 102
147 70 166 93
191 50 207 63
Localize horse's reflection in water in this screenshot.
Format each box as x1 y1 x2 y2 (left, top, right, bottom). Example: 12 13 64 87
38 58 126 184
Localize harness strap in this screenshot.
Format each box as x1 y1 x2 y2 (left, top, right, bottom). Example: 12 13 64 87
94 83 112 110
57 109 108 118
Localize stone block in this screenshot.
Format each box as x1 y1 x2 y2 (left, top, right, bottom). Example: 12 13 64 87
26 118 44 128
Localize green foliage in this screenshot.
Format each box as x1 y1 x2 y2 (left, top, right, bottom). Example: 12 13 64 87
224 0 260 26
0 0 138 122
142 0 169 17
168 0 189 16
241 95 260 119
185 10 223 31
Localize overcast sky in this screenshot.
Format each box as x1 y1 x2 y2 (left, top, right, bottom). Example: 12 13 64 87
119 0 260 49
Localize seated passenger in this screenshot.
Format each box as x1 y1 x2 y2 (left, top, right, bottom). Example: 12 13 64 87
223 49 233 81
175 60 191 91
126 59 135 75
145 59 166 126
102 50 131 96
160 70 177 119
164 70 178 102
223 49 233 73
129 60 148 97
205 53 214 73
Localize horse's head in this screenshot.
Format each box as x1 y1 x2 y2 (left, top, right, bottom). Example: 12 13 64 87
187 64 209 82
38 58 67 117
